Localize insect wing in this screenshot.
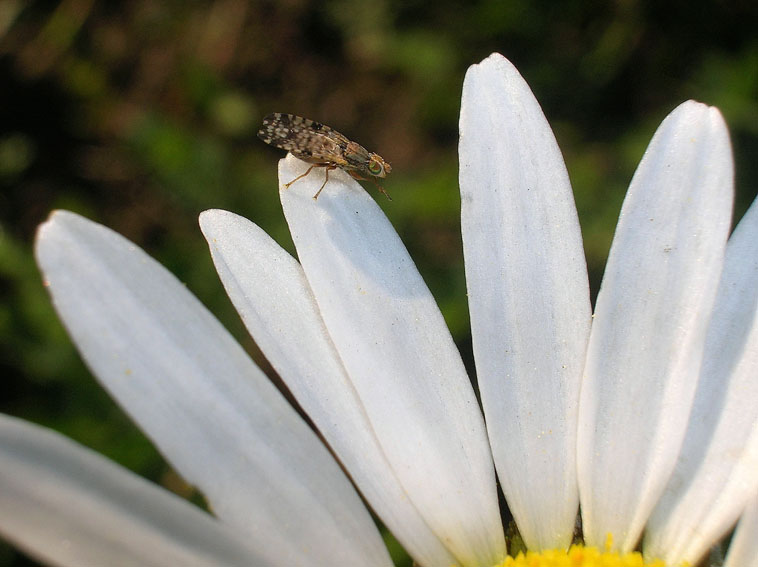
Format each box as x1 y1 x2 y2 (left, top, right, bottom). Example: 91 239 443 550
258 113 349 166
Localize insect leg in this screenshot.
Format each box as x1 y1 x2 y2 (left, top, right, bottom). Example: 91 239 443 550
369 181 392 201
313 165 337 200
370 177 392 201
284 165 317 189
348 170 392 201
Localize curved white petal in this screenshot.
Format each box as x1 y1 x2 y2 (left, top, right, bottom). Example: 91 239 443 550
724 495 758 567
278 155 506 567
577 102 734 551
459 53 591 550
34 211 391 567
0 413 268 567
644 198 758 566
200 209 459 567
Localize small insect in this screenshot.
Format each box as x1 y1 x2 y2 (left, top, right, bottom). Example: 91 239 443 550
257 113 392 200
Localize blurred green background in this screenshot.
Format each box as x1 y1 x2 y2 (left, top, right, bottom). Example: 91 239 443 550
1 1 757 565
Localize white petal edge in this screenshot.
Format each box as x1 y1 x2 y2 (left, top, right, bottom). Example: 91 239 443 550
644 197 758 566
0 413 270 567
459 52 591 550
200 209 459 567
34 210 391 567
724 495 758 567
577 101 734 551
278 155 506 567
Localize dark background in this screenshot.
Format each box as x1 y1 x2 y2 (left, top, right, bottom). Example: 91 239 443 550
1 1 757 565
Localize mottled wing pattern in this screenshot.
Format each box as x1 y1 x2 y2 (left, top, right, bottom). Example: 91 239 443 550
257 113 350 167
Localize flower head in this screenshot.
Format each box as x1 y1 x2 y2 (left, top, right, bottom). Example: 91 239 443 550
1 53 757 567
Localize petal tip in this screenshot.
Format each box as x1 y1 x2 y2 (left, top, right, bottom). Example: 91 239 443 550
670 100 727 128
199 209 230 229
469 52 517 76
35 210 79 252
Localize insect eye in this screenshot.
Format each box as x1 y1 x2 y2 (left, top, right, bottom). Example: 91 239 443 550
368 159 383 175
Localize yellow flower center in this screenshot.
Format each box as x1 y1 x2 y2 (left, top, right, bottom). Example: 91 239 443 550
494 545 667 567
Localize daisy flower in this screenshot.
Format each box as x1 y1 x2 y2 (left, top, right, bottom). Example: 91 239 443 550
1 53 756 567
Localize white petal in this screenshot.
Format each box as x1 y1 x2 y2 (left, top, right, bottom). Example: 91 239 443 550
34 211 391 567
577 101 734 551
200 209 459 567
0 413 267 567
644 198 758 566
724 495 758 567
278 155 506 567
459 53 591 550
